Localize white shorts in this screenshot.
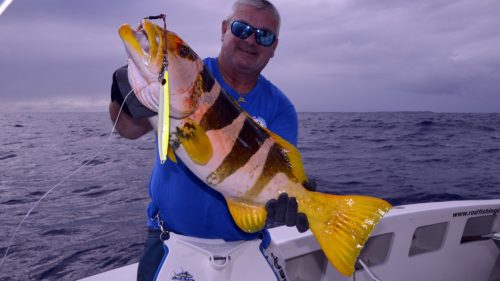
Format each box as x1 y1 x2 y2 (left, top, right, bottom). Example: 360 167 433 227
154 232 288 281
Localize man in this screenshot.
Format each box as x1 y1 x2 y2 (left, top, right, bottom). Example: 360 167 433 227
109 1 312 280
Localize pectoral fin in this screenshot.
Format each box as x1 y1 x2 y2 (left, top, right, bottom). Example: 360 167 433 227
167 146 177 163
225 197 267 233
176 119 212 165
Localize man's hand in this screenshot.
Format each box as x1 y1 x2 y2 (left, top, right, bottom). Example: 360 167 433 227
109 101 152 139
265 179 317 233
265 193 308 233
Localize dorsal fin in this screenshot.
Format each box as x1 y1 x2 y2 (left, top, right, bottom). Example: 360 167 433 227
266 129 307 184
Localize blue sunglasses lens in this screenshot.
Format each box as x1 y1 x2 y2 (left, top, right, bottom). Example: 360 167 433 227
255 30 275 46
230 21 276 47
231 21 253 39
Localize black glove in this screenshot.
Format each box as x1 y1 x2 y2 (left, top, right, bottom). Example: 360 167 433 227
265 193 309 233
111 66 156 119
265 178 317 232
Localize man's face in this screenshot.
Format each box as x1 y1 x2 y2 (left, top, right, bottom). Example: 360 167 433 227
220 5 279 76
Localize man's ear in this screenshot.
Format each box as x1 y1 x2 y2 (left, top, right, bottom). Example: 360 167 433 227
221 20 229 42
271 38 279 58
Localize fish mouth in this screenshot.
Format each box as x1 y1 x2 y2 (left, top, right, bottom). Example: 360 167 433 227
136 30 150 52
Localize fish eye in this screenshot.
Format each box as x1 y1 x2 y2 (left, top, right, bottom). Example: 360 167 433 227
178 45 190 58
177 44 198 61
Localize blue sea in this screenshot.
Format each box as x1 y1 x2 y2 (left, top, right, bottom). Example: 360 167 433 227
0 112 499 280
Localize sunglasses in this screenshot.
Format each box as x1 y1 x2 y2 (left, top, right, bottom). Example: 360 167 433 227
230 20 277 47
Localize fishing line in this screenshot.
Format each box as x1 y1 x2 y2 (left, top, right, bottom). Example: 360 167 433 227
0 0 14 16
0 81 158 268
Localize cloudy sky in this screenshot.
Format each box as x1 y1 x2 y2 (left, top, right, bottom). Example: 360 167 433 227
1 0 499 112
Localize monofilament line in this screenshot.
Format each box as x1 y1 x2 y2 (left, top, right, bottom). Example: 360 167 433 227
0 82 154 268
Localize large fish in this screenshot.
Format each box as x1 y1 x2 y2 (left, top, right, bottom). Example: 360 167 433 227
118 19 391 276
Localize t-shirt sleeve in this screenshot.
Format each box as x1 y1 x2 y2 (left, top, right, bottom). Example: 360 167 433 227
268 103 299 147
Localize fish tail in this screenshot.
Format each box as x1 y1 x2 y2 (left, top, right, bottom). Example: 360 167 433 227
299 192 391 276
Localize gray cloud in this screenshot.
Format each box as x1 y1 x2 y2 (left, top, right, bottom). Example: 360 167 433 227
269 0 500 111
1 0 499 112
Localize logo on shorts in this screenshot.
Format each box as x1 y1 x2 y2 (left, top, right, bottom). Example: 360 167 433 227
171 270 195 281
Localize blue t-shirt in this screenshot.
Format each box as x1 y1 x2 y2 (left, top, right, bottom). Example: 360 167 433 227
146 57 298 241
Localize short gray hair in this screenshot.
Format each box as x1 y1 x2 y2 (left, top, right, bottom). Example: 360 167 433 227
229 0 281 33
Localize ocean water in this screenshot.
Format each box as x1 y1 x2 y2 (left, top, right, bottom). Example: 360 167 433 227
0 111 499 280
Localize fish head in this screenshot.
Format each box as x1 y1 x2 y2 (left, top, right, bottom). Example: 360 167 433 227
118 21 162 112
164 28 205 119
118 20 204 119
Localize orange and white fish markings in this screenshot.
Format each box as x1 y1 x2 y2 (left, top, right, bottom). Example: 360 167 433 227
177 113 247 180
207 114 246 159
168 58 204 118
215 137 275 198
253 172 296 202
119 19 392 276
191 82 222 125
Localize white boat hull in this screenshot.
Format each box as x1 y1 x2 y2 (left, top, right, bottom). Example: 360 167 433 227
79 199 500 281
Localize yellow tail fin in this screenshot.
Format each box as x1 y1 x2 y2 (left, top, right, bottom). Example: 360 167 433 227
299 192 391 276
